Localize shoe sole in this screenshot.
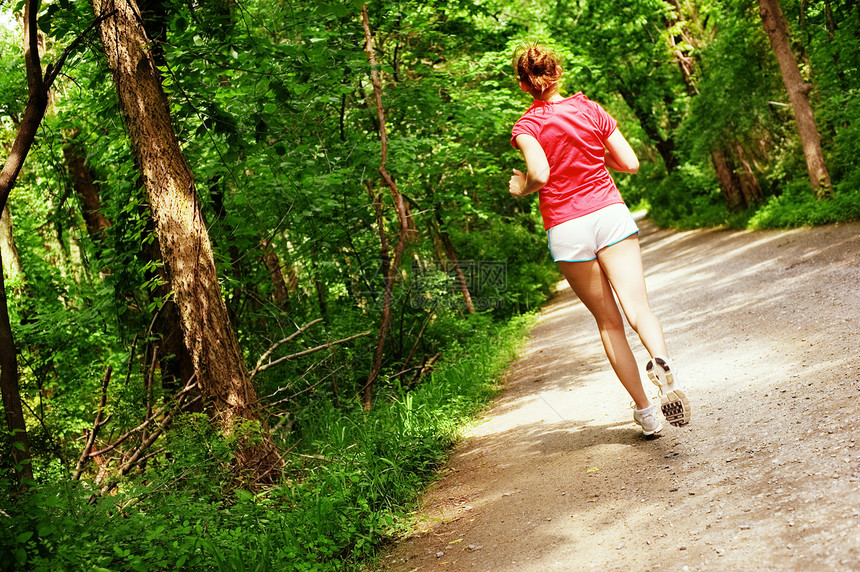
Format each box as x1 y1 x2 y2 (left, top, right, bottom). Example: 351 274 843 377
646 358 691 427
660 389 690 427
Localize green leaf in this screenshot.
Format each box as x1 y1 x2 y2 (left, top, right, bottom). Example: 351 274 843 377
36 523 56 537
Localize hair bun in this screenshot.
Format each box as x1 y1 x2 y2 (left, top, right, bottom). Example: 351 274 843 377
513 43 562 94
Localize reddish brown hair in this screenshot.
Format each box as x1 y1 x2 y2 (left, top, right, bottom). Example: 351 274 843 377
513 43 562 97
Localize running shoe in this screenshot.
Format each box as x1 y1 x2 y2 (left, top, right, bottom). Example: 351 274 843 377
633 404 662 436
646 357 691 426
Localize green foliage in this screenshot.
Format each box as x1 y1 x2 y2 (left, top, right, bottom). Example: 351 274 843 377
0 25 27 120
748 180 860 229
646 162 754 229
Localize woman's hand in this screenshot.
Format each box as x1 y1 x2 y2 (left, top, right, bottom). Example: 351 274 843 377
509 169 528 196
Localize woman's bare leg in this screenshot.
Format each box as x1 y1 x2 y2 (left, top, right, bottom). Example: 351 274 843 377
596 235 669 360
557 258 650 409
598 235 692 426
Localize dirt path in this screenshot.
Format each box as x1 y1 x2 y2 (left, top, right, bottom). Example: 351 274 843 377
376 216 860 571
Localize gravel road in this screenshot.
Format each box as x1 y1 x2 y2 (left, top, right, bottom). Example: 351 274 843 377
376 215 860 571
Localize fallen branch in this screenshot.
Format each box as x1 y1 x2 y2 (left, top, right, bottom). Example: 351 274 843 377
252 330 371 378
116 395 201 479
250 318 323 379
88 378 197 459
100 393 201 495
411 352 442 387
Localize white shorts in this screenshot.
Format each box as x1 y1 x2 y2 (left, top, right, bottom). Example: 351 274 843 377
547 203 639 262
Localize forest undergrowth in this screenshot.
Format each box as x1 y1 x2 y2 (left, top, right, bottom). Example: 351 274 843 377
0 314 535 572
645 177 860 231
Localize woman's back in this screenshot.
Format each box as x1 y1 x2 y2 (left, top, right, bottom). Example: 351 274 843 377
512 93 623 229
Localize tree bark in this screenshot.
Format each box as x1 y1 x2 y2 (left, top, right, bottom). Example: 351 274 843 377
0 205 24 282
758 0 832 196
0 0 113 487
140 213 198 402
711 150 745 212
91 0 280 482
734 144 764 207
260 238 290 310
0 254 32 484
434 211 474 315
0 0 51 487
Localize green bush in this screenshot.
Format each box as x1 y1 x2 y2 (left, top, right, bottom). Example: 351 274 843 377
645 163 750 229
748 180 860 229
644 162 860 231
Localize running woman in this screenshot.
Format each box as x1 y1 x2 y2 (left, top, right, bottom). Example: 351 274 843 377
508 43 690 435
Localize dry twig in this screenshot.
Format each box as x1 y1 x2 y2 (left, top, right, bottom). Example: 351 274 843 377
73 366 112 480
250 318 323 378
251 329 370 379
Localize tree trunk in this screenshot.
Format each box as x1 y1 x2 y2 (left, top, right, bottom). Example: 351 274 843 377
0 205 24 282
758 0 832 196
91 0 280 482
434 211 474 315
361 4 412 410
303 245 329 322
63 131 111 241
734 144 764 207
1 0 113 487
0 261 33 486
616 84 679 174
0 0 52 488
711 150 745 212
140 213 198 402
260 238 290 311
439 234 475 315
0 253 32 485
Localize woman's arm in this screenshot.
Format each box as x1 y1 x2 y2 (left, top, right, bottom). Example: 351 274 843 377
604 128 639 174
510 134 550 196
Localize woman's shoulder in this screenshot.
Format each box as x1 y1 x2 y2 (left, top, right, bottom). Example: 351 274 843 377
562 92 594 107
562 92 613 119
514 100 551 125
